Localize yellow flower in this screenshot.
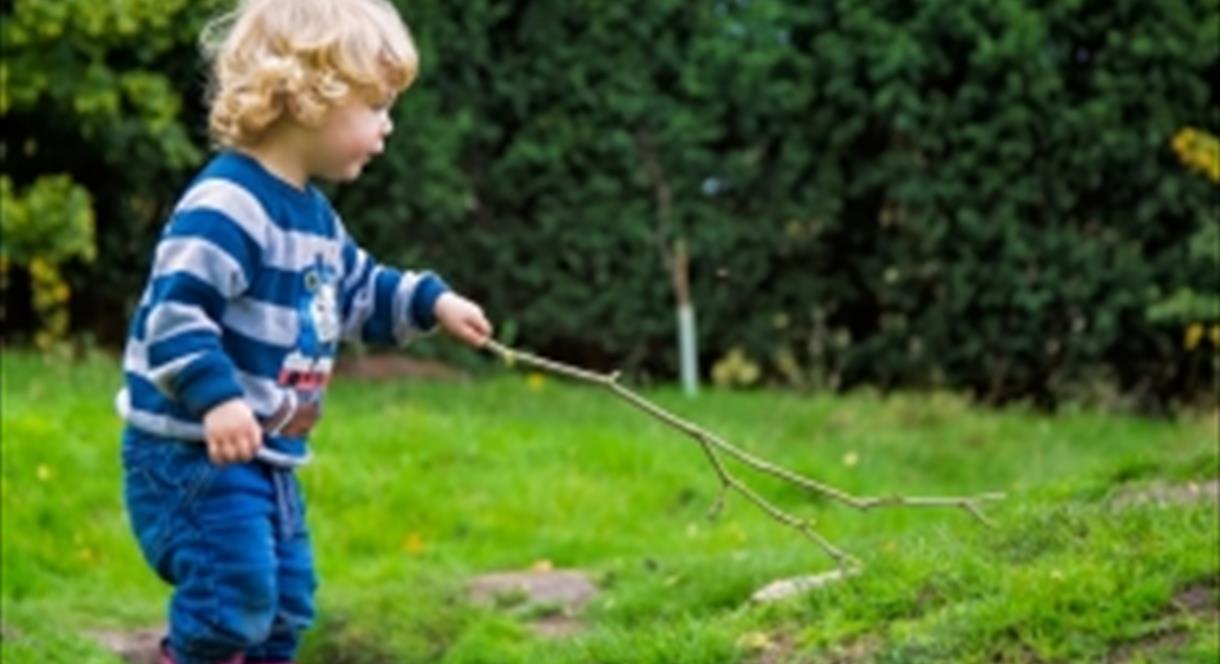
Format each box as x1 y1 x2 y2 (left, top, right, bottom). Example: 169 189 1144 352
1184 323 1205 350
1172 127 1220 184
530 559 553 572
526 372 546 392
28 257 50 278
401 531 425 555
1172 128 1192 154
712 347 761 388
842 451 859 468
737 631 774 653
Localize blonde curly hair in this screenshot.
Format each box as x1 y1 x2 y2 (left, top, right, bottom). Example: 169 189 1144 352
201 0 418 148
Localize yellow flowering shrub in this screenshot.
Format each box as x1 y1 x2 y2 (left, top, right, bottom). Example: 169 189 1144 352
1173 127 1220 183
0 175 95 349
712 347 761 388
1162 127 1220 353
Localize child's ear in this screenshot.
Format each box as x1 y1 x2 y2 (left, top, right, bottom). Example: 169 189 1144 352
282 95 322 127
284 96 304 122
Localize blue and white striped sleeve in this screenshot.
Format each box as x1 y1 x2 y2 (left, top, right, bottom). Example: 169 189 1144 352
335 218 450 346
141 192 262 415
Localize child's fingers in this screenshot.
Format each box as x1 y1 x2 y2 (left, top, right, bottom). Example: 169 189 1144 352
207 426 261 464
221 435 241 464
202 398 260 464
469 310 492 336
466 318 492 346
234 424 262 462
207 434 232 465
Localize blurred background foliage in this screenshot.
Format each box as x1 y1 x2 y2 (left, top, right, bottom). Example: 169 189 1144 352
2 0 1217 408
2 0 222 348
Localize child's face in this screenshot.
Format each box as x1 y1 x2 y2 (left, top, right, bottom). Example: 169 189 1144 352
308 92 395 182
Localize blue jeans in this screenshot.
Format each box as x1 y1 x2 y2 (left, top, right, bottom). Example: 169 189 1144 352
122 427 317 663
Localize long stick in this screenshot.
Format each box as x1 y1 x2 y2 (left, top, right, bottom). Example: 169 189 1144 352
485 340 1005 568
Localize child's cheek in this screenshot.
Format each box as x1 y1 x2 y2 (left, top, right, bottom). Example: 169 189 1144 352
330 133 366 162
345 127 379 156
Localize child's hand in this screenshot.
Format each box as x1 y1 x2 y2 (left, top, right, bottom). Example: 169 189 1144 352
202 398 263 465
435 292 494 348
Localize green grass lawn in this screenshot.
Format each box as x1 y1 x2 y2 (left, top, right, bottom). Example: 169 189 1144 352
2 350 1217 663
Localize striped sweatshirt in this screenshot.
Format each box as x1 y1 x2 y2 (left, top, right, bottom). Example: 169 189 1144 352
116 151 448 465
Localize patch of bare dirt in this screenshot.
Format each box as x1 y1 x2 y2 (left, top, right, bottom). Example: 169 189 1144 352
1104 577 1219 663
1104 627 1190 664
531 613 586 639
466 567 598 638
335 353 466 381
818 635 883 664
1 622 22 643
740 632 882 664
1109 478 1219 509
1171 579 1219 617
740 631 797 664
88 627 164 664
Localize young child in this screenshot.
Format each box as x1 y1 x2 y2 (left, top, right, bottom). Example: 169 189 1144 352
116 1 492 661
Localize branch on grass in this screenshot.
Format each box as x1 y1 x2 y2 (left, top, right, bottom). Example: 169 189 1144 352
485 340 1006 569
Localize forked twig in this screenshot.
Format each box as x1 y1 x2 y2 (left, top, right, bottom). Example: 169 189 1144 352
485 340 1005 569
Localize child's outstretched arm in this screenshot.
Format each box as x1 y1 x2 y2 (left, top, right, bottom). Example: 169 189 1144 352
141 198 263 464
336 218 492 348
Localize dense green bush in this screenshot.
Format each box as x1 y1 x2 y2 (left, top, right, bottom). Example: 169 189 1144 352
347 0 1219 405
1 0 223 341
3 0 1217 405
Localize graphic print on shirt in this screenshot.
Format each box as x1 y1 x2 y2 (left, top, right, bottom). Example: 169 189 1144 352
278 254 340 392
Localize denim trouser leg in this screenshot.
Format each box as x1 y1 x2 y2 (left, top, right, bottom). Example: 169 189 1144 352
122 427 317 664
245 471 317 663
